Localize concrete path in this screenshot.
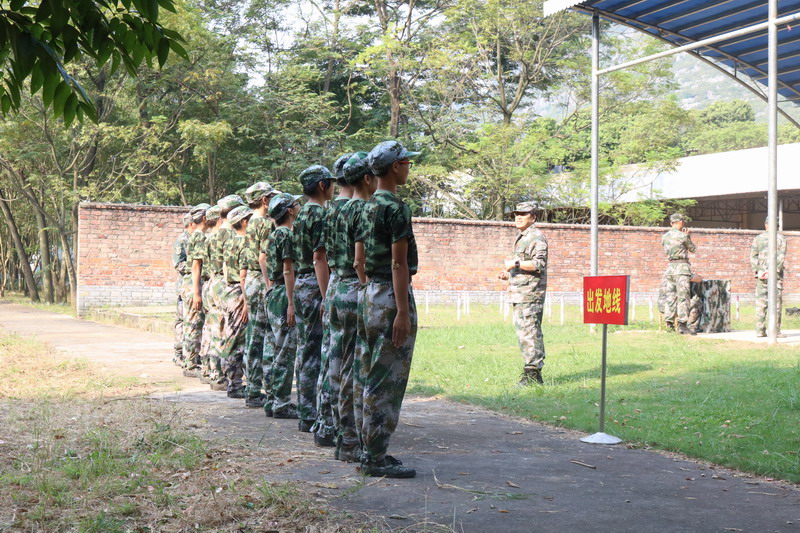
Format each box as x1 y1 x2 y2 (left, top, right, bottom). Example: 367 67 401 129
1 301 799 532
697 329 800 345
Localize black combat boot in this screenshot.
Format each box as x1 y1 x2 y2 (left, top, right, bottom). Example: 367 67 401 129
677 322 696 336
517 367 543 386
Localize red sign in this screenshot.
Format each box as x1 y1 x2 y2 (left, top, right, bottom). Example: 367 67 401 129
583 275 630 325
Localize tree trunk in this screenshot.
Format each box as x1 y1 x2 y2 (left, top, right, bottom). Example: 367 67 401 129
34 207 55 303
207 151 217 201
388 69 401 138
0 190 39 301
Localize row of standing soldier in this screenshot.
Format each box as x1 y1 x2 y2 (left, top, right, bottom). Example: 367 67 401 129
659 213 787 336
171 141 420 479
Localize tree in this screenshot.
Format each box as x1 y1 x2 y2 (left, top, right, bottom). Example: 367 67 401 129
0 0 186 123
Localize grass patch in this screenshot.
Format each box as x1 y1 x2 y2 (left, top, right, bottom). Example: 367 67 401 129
410 304 800 483
0 291 75 316
0 334 371 532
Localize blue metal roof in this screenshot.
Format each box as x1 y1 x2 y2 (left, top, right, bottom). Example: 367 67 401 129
547 0 800 103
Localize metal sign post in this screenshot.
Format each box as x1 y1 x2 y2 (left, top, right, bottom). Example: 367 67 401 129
580 275 629 445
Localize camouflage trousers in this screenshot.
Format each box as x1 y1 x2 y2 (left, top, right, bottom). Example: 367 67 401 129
662 272 691 325
755 278 783 334
312 274 345 442
219 283 247 393
244 271 267 398
264 283 297 415
181 283 204 370
328 276 361 449
294 273 323 423
173 293 184 364
199 276 223 382
354 279 417 463
512 301 545 369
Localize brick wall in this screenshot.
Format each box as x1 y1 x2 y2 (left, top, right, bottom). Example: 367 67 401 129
77 202 800 314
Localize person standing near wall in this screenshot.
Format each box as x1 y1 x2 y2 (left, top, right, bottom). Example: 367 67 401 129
293 165 335 434
751 218 787 338
355 140 420 479
242 182 279 408
198 205 222 383
172 212 191 367
498 202 548 386
184 203 211 376
661 213 696 336
263 192 302 419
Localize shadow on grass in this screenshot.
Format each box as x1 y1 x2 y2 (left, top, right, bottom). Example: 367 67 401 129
554 363 653 385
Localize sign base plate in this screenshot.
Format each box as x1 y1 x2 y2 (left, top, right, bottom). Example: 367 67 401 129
580 432 622 445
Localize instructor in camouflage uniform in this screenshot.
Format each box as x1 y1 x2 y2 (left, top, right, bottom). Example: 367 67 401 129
661 213 696 335
751 219 787 337
499 202 548 386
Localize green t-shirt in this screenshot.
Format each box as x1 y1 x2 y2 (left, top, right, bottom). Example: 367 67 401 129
243 215 273 272
223 233 248 284
293 202 326 275
362 190 418 279
267 226 297 282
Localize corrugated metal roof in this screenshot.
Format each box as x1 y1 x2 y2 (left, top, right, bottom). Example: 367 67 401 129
543 0 800 102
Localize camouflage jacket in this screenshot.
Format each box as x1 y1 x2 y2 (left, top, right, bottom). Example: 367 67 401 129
750 231 787 277
293 202 326 275
243 214 273 274
172 230 190 276
325 197 350 274
208 225 234 276
507 225 547 304
340 197 369 278
361 190 418 279
662 228 695 276
186 230 207 280
223 233 248 284
267 226 297 283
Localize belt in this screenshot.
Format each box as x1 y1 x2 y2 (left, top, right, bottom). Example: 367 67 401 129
669 259 689 263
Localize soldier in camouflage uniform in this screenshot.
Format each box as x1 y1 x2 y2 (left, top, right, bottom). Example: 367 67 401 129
172 212 191 367
183 203 211 376
334 152 377 463
661 213 696 335
354 141 420 479
751 219 787 337
206 195 247 390
312 154 354 448
499 202 548 386
293 165 335 433
242 182 279 408
263 192 302 419
198 205 222 383
219 206 254 398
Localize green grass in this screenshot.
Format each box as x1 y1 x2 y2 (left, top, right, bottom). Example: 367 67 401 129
410 304 800 482
0 291 75 316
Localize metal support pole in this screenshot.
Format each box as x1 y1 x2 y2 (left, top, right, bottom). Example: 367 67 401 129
580 323 621 445
590 11 600 277
767 0 779 344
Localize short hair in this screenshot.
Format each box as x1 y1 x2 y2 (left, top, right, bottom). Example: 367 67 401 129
303 179 332 197
191 212 205 224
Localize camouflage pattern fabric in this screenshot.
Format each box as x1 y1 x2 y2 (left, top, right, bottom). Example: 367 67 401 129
661 228 695 325
512 303 545 369
751 231 787 335
329 275 361 450
324 197 350 274
338 198 366 278
507 226 547 305
701 280 731 334
183 230 207 369
353 280 417 464
244 215 273 271
243 270 267 398
311 273 340 442
361 190 418 278
263 226 297 415
199 276 223 381
293 202 326 274
687 282 703 332
218 283 247 392
208 225 234 276
293 272 323 423
172 230 189 363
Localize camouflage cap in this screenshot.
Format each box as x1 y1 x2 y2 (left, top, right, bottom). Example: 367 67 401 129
227 205 254 226
245 182 277 204
333 153 354 179
268 192 302 220
205 205 222 222
299 165 334 189
342 152 371 184
182 212 192 227
669 213 685 223
366 140 420 175
190 203 211 216
511 202 537 215
217 194 245 210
